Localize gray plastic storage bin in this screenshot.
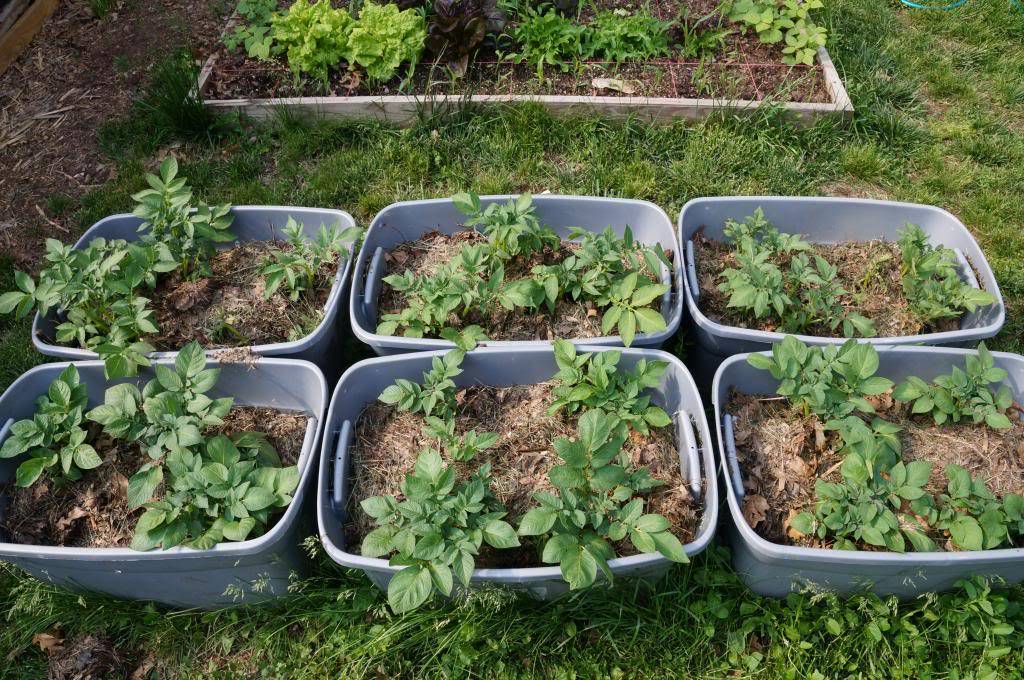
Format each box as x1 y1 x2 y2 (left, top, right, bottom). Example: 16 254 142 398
317 346 717 600
0 356 328 609
349 195 683 355
32 206 358 376
680 197 1005 387
713 345 1024 598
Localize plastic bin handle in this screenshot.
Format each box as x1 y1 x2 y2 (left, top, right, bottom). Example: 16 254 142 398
674 411 702 500
722 414 745 500
685 240 699 302
331 420 354 516
361 247 386 328
0 418 13 449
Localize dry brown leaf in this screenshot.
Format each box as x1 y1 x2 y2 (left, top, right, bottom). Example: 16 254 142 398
56 506 89 531
115 473 129 495
787 456 811 478
591 77 637 94
814 422 826 451
785 508 808 540
130 654 156 680
742 494 769 527
31 631 63 655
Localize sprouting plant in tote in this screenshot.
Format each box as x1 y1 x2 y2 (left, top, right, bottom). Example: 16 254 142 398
893 342 1015 429
0 366 102 487
261 217 361 301
0 237 172 379
723 208 812 256
360 449 519 613
87 342 234 510
596 273 670 347
130 434 299 551
548 339 671 434
453 192 559 261
929 465 1023 552
898 223 996 325
132 157 236 280
517 410 687 589
746 336 894 421
422 416 499 462
378 349 465 418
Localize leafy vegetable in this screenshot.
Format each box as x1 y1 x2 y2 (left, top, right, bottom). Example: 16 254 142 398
261 217 361 301
507 8 585 81
728 0 827 66
346 2 426 84
425 0 505 75
378 348 465 418
223 0 278 60
582 10 672 63
0 366 101 487
270 0 355 83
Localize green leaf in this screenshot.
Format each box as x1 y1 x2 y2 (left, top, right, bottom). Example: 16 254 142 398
617 310 636 347
482 520 520 549
15 457 49 487
427 561 454 597
387 565 434 613
949 515 983 551
127 465 163 509
176 341 207 377
651 530 688 563
518 507 557 536
560 544 598 589
73 444 102 470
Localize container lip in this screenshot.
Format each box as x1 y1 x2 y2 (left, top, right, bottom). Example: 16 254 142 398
0 356 327 561
348 195 684 350
319 344 717 581
677 196 1006 345
31 207 358 359
712 346 1024 565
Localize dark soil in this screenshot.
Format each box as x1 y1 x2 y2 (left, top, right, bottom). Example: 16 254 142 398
0 407 311 548
692 232 961 337
345 383 701 568
0 0 227 267
201 1 830 103
727 390 1024 551
377 230 673 341
144 241 337 350
45 633 133 680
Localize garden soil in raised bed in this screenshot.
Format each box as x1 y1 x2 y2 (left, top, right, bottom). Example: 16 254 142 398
201 0 829 104
692 233 961 337
0 406 310 548
345 382 700 568
727 390 1024 551
377 230 673 341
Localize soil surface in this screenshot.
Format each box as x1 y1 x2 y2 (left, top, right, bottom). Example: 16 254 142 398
727 390 1024 551
0 406 310 548
346 382 701 568
201 0 830 103
0 0 226 267
692 232 961 337
377 230 672 341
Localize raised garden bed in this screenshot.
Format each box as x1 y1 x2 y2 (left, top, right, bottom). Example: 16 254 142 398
351 193 682 354
317 343 717 609
0 159 360 378
198 0 852 126
679 197 1005 388
0 347 328 608
713 338 1024 598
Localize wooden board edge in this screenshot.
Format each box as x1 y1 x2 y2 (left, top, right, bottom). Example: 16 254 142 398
0 0 59 75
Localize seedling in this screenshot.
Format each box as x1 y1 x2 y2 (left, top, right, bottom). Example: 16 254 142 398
0 366 101 487
453 192 558 260
360 450 519 612
422 416 499 462
517 410 687 589
378 349 464 418
262 217 361 301
548 340 671 435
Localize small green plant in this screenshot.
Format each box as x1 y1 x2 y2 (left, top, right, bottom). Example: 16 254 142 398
517 410 687 589
932 465 1021 551
597 273 670 347
270 0 354 83
507 7 585 81
727 0 827 66
422 416 499 462
0 366 101 487
893 343 1014 429
132 157 235 279
582 10 672 63
223 0 278 59
0 237 170 379
898 224 996 326
675 8 732 59
346 2 426 84
378 349 465 418
261 218 361 301
360 449 519 612
746 336 894 421
453 192 558 261
548 340 672 435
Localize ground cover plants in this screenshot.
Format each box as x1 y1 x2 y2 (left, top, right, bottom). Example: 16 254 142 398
0 342 308 551
350 339 696 612
0 157 360 378
201 0 833 103
693 210 997 338
730 337 1024 553
376 192 671 345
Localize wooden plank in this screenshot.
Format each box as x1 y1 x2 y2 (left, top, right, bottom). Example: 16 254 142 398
0 0 59 75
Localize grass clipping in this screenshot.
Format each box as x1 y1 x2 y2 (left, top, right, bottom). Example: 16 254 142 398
347 383 699 567
728 391 1024 550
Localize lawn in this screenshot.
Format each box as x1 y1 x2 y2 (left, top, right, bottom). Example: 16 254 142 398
1 0 1024 677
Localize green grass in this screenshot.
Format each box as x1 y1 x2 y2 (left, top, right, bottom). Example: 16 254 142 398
2 0 1024 676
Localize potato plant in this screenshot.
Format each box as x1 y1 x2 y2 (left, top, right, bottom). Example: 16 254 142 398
378 193 671 346
752 337 1023 553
